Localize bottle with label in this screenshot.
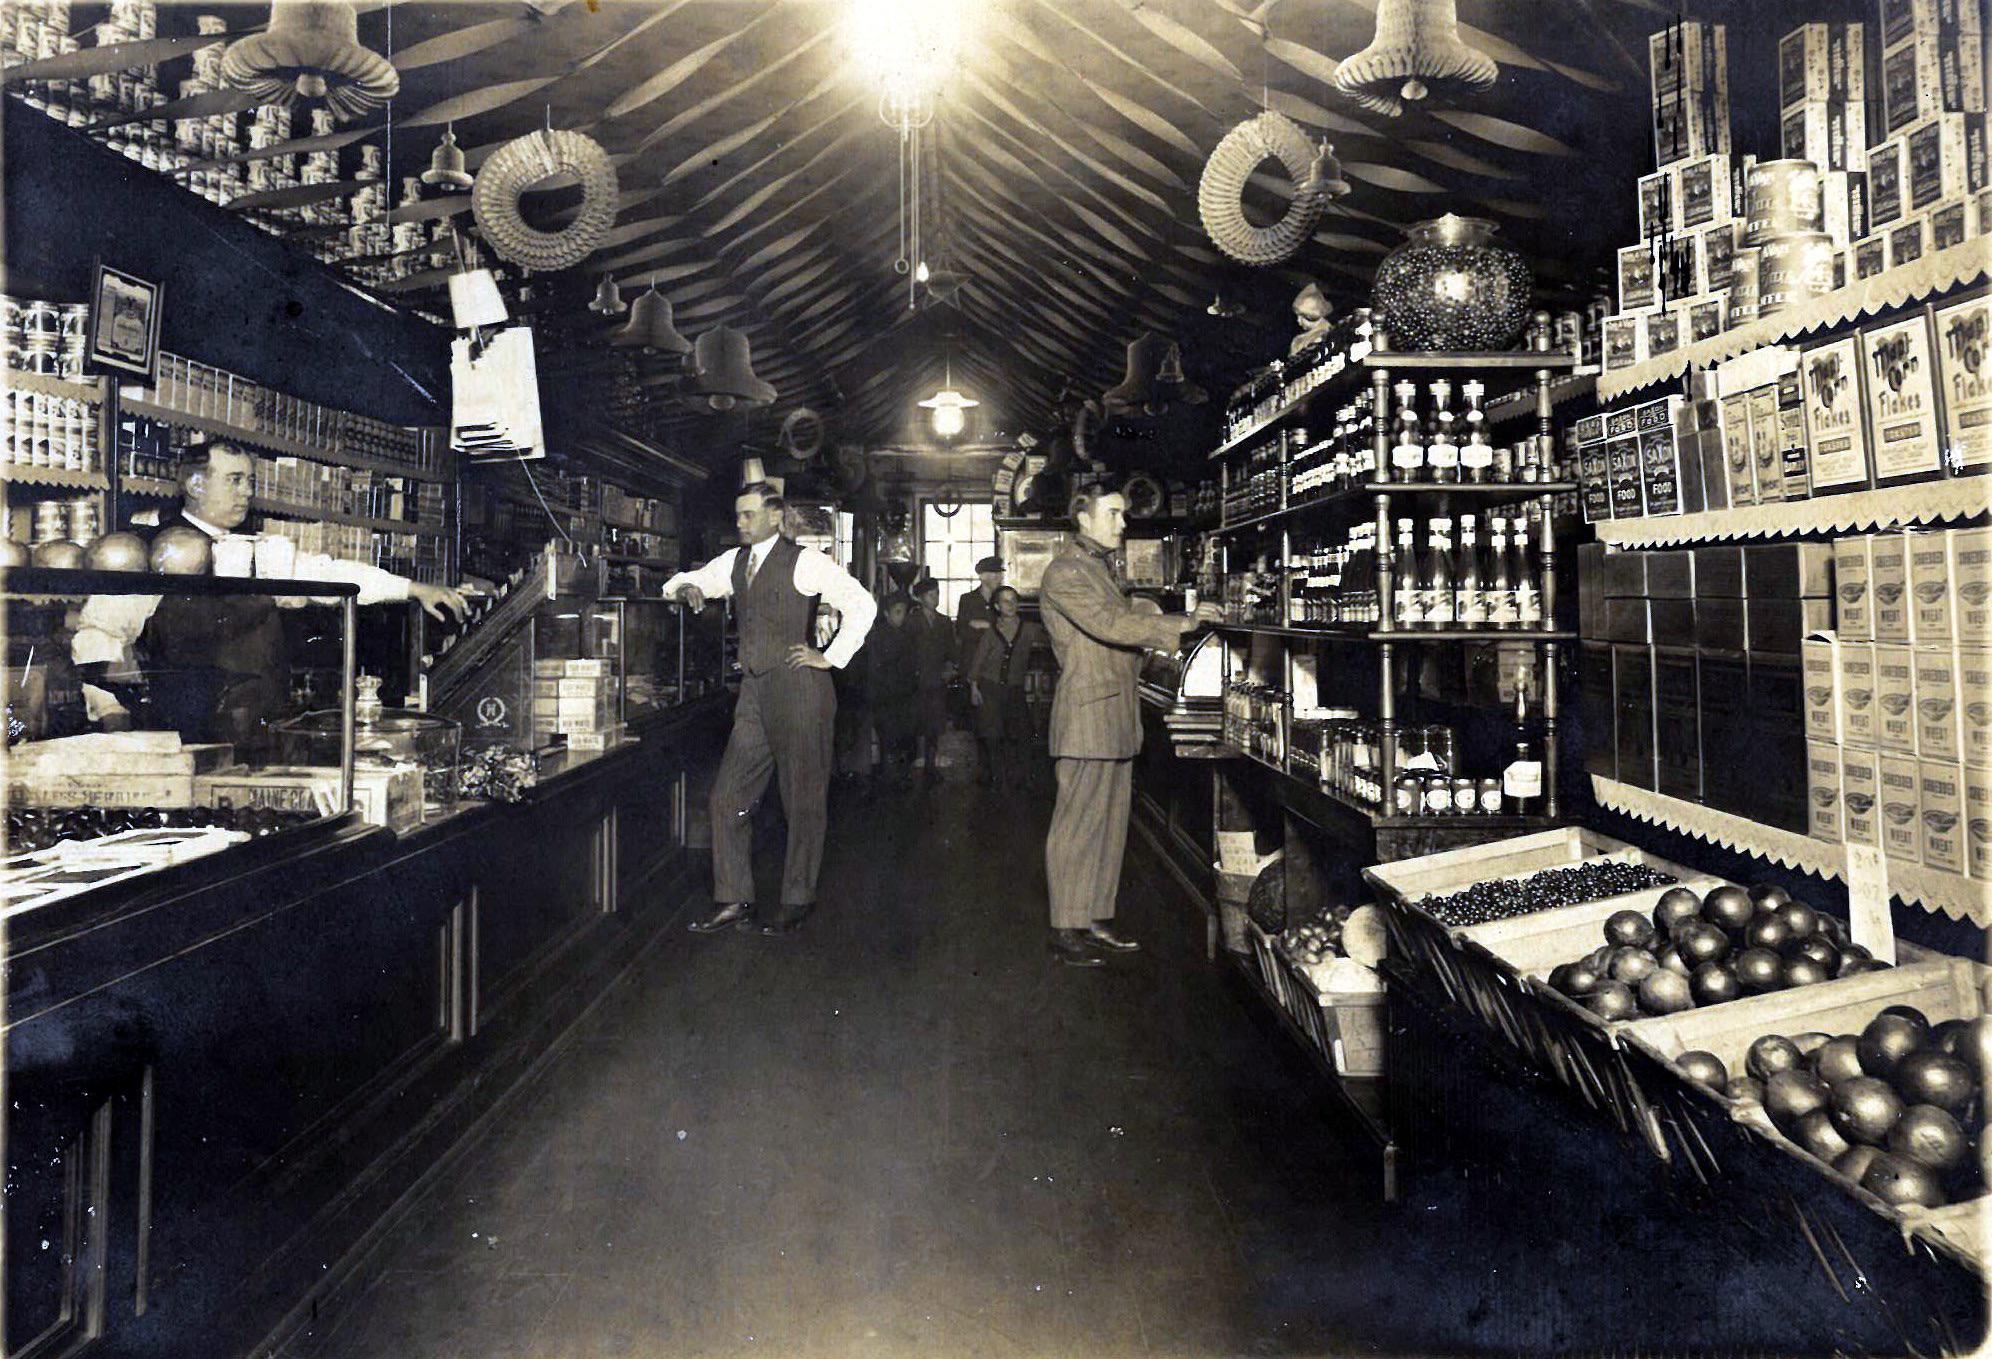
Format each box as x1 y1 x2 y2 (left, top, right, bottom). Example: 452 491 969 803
1426 380 1460 484
1455 515 1486 626
1425 516 1456 627
1486 517 1517 627
1390 380 1425 481
1503 686 1544 815
1458 380 1489 483
1512 509 1542 628
1392 517 1421 627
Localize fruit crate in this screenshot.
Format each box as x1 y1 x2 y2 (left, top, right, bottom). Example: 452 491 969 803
1623 956 1987 1275
1286 961 1388 1078
1246 920 1305 1021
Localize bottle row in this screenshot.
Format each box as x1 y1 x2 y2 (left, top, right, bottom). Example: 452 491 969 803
1218 510 1551 631
1221 311 1375 445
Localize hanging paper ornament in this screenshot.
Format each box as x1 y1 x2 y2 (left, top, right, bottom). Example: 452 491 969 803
1333 0 1498 118
472 128 619 273
779 407 825 461
218 0 398 120
1198 112 1350 265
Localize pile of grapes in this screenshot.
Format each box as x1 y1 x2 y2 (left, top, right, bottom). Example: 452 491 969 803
1674 1006 1991 1209
6 804 316 856
1419 858 1677 927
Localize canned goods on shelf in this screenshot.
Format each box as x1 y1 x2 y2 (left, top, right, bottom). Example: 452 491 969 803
1757 231 1835 316
1744 159 1824 245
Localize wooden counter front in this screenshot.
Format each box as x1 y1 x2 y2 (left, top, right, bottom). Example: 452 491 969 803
3 698 730 1359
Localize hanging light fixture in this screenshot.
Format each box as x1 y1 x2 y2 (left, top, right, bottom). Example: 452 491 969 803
589 273 627 316
918 349 979 439
421 125 474 191
1333 0 1498 117
610 285 691 352
684 325 776 412
218 0 399 120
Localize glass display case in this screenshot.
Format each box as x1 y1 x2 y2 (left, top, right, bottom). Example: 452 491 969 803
2 565 361 914
414 542 730 756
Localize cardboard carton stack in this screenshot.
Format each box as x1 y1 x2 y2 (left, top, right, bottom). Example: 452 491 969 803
534 658 622 751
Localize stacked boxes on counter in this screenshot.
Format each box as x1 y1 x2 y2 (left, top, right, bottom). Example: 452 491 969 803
1807 525 1989 879
1580 542 1832 833
534 659 622 752
1605 4 1989 375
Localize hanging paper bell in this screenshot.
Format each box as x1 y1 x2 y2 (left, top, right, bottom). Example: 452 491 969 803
421 126 473 190
218 0 399 120
1333 0 1498 117
610 286 690 353
588 273 627 316
1102 333 1205 415
684 326 776 412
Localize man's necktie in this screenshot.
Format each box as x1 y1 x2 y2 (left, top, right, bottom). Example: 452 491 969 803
746 548 760 585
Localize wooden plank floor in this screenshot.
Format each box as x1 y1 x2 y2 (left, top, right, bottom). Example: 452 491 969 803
292 775 1973 1358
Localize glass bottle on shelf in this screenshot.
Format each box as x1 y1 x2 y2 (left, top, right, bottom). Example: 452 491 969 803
1492 439 1515 484
1392 518 1421 628
1514 506 1544 628
1425 380 1459 484
1459 380 1492 484
1503 685 1543 816
1425 515 1455 628
1390 380 1424 481
1486 517 1517 628
1456 514 1486 627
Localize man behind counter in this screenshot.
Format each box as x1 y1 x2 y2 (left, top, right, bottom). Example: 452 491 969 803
72 441 471 754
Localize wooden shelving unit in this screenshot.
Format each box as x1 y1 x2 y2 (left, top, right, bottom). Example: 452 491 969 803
119 397 451 483
1593 479 1990 547
0 464 109 491
251 495 446 537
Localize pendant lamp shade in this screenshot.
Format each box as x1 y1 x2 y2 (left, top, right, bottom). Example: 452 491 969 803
1102 332 1205 415
685 325 776 411
610 287 690 352
218 0 399 120
1333 0 1498 117
421 126 474 190
589 273 627 316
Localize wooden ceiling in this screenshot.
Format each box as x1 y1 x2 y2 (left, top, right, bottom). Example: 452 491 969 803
317 2 1757 461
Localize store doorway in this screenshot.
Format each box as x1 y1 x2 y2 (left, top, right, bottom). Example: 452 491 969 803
921 500 996 616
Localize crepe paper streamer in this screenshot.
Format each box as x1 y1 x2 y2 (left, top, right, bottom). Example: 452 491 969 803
473 129 620 272
1199 112 1350 265
1430 109 1579 156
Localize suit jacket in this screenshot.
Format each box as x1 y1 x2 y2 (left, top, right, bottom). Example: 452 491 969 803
955 587 996 666
1038 540 1188 759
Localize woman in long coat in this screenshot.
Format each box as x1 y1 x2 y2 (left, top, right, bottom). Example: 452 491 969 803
968 586 1049 791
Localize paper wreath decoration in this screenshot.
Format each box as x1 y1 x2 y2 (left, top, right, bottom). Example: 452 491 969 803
218 0 398 120
779 407 825 461
472 129 619 273
1198 112 1350 266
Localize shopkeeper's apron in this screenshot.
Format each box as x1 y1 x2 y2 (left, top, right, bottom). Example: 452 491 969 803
140 513 288 756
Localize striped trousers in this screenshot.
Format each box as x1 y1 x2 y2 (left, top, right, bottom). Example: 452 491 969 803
1044 756 1133 930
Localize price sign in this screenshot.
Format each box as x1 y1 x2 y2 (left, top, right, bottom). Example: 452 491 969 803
1845 843 1896 964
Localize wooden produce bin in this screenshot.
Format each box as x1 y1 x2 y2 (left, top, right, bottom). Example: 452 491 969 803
1626 957 1988 1276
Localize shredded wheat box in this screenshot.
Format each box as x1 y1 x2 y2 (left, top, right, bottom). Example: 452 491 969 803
1809 740 1846 842
1803 635 1843 742
1915 645 1965 761
1843 744 1884 846
1954 526 1991 644
1966 761 1992 876
1876 643 1920 751
1962 646 1992 767
1880 753 1925 862
1841 640 1881 745
1920 759 1967 873
1872 531 1914 642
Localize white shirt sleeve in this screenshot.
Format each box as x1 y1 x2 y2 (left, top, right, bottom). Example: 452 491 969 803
659 549 741 604
288 552 413 606
73 594 162 720
793 546 877 669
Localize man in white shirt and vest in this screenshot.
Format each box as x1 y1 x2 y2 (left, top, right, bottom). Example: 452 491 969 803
664 483 877 935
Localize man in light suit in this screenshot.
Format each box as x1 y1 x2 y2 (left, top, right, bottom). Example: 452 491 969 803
1038 489 1221 966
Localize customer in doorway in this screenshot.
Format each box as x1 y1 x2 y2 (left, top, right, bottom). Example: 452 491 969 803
664 484 877 936
1038 489 1221 966
909 575 953 783
969 585 1047 792
867 592 920 784
955 555 1005 781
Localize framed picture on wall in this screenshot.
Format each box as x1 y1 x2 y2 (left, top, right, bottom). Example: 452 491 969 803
86 264 162 381
1000 527 1069 596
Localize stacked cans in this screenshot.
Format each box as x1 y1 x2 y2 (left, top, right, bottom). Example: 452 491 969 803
1743 160 1835 319
3 389 101 474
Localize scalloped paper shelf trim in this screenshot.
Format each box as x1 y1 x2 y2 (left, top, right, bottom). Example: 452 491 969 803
1597 240 1992 403
1596 479 1992 547
1591 776 1991 927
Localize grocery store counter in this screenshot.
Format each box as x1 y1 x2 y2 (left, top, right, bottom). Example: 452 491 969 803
3 695 731 1359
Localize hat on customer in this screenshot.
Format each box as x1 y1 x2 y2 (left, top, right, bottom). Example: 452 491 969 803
974 555 1004 574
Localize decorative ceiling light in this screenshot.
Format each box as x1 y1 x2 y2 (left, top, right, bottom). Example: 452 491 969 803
1334 0 1498 117
847 0 972 116
588 273 627 316
1199 113 1349 265
1102 332 1205 416
421 125 474 191
685 325 776 412
472 127 619 273
218 0 398 120
918 385 978 439
609 285 691 353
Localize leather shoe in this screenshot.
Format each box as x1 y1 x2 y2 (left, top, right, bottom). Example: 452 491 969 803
1049 930 1106 967
1086 924 1140 953
757 905 812 936
688 902 753 934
